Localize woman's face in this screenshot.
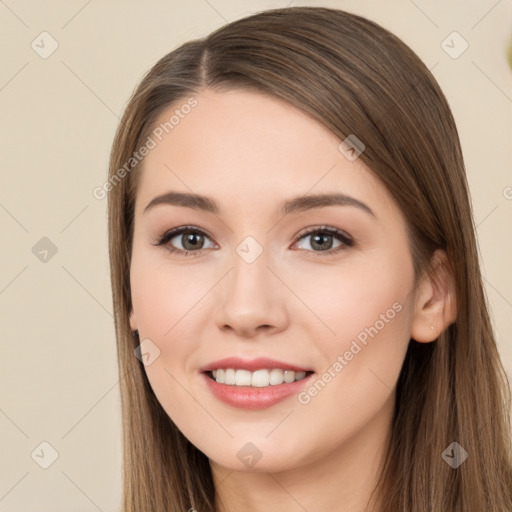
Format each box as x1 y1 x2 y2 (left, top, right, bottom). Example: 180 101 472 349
129 88 418 472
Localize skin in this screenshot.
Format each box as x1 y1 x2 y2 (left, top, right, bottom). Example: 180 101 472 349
129 88 457 512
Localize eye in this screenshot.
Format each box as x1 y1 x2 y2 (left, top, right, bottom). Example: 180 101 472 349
293 226 354 255
152 226 216 256
152 225 354 257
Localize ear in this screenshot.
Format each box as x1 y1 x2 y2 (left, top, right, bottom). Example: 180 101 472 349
410 249 457 343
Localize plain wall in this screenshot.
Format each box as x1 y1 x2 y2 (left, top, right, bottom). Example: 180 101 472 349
1 1 511 510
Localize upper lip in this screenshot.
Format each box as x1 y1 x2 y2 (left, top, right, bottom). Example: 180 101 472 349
200 357 313 373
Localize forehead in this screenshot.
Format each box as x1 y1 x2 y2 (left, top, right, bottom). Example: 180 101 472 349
134 88 398 220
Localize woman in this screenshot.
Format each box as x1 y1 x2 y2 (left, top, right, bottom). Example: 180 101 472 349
107 6 512 511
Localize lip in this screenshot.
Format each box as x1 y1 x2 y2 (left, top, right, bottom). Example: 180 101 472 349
201 371 316 410
200 357 312 373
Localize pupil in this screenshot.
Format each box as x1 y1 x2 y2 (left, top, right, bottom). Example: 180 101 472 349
183 232 203 250
312 233 332 251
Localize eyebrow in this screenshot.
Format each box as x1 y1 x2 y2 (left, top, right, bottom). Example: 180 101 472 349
143 191 376 218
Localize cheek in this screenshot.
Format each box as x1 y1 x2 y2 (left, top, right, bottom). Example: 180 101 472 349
290 252 412 340
129 247 223 402
288 260 413 448
129 251 212 419
130 246 214 340
130 248 205 400
291 250 414 385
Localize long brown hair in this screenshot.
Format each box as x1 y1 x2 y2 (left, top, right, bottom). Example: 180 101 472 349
107 6 512 511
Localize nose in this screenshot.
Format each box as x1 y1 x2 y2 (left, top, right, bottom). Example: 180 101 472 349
214 248 289 339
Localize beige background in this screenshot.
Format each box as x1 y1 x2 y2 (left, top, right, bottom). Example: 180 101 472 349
1 1 511 510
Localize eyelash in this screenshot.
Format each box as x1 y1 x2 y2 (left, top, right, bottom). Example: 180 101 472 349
151 225 355 258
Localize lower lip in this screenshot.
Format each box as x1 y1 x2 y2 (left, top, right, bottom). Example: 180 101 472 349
201 371 315 410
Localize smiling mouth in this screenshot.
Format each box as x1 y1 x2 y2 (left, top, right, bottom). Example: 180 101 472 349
204 369 315 387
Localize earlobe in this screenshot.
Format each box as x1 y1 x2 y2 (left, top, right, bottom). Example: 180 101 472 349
129 307 138 332
410 249 457 343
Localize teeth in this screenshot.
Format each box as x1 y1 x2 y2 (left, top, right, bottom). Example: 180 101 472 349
210 369 308 387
